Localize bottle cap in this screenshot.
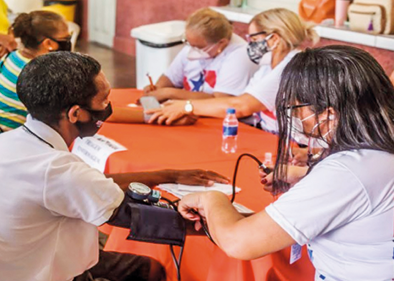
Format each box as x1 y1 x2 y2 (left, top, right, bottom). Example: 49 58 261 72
226 108 236 114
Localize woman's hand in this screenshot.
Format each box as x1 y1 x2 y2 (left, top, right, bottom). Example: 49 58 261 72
142 88 170 102
172 169 230 186
147 100 188 125
289 147 309 166
259 165 308 192
178 191 224 231
142 84 157 95
178 192 206 225
170 114 199 126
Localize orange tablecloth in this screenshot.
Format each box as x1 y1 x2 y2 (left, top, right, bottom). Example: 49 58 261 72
99 89 315 281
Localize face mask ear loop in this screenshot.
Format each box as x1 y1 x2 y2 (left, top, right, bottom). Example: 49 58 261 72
265 34 277 52
306 122 320 165
286 107 294 159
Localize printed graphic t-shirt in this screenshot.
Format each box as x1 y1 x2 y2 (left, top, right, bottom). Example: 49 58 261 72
165 33 258 96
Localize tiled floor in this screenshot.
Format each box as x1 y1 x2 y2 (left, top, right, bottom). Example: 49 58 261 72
75 40 136 89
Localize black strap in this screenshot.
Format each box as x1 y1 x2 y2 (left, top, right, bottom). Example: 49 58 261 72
22 125 54 148
138 39 183 49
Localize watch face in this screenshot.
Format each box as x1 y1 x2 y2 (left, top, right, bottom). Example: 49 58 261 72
129 182 151 195
185 101 193 113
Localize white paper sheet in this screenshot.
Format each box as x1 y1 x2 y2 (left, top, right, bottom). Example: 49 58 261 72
72 134 127 172
232 202 254 214
157 183 241 199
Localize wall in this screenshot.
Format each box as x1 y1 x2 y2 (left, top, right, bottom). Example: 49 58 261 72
4 0 43 13
80 0 88 40
247 0 299 13
114 0 229 55
81 0 393 75
232 21 394 75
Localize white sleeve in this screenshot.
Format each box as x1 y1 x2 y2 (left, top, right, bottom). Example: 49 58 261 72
164 46 188 88
43 153 124 226
243 65 283 112
214 47 258 96
265 159 371 245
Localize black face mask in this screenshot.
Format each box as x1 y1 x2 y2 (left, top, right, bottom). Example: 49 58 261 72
48 36 72 52
76 102 113 138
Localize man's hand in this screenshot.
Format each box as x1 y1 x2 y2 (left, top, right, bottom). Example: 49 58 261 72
172 169 230 187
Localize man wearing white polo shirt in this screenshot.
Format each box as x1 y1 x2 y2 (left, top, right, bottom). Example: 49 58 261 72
0 52 227 281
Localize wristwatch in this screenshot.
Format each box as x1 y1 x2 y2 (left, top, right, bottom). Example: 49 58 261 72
128 182 151 201
184 100 193 114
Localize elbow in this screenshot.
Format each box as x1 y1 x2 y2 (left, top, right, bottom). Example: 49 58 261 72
234 104 255 119
216 227 271 260
227 98 257 119
220 239 264 260
222 243 249 260
216 233 258 261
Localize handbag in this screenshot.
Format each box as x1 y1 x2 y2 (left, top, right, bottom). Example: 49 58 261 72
348 0 394 34
299 0 336 23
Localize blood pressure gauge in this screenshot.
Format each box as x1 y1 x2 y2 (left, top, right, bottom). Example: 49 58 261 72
128 182 161 203
128 182 151 201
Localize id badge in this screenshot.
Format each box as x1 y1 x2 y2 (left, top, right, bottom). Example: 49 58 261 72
290 243 302 264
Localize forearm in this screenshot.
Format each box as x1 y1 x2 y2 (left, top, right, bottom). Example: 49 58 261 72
166 88 215 100
106 170 178 191
192 94 267 118
156 75 175 89
202 192 294 260
202 192 245 249
106 107 144 123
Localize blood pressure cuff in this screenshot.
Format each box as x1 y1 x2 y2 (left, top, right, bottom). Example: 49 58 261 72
107 198 186 247
127 203 186 246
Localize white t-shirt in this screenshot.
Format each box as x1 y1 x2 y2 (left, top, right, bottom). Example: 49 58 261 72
165 33 258 96
0 115 124 281
244 50 299 134
266 149 394 281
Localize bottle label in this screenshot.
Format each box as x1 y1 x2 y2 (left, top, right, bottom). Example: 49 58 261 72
223 125 238 136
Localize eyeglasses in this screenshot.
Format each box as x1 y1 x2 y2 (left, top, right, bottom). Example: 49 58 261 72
245 31 267 42
285 103 311 119
182 38 216 52
285 103 311 110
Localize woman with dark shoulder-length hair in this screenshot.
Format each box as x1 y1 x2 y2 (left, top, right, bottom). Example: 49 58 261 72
177 45 394 280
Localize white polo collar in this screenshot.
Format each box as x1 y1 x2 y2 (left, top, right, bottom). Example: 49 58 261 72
24 115 69 152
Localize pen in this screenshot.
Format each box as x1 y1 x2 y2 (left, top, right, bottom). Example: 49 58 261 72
146 73 155 91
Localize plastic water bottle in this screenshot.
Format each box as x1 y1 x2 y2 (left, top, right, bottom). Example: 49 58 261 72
222 108 238 153
264 152 273 166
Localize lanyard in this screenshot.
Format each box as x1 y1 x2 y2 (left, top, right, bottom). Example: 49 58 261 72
22 125 54 149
